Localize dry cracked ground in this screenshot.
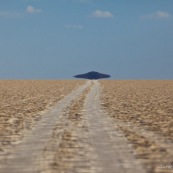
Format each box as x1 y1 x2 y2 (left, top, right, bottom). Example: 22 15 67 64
0 80 173 173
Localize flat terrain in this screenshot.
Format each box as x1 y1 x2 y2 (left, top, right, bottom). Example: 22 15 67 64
0 80 84 162
101 80 173 173
0 80 173 173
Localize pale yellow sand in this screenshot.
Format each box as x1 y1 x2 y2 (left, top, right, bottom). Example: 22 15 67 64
100 80 173 173
0 80 84 156
2 80 173 173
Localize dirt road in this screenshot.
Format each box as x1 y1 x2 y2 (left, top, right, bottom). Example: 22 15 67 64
84 81 146 173
0 80 146 173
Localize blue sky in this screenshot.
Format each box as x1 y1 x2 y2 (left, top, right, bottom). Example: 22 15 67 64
0 0 173 79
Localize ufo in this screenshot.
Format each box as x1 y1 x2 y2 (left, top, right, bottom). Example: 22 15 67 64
74 71 111 80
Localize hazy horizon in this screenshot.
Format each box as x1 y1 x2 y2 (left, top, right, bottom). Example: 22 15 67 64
0 0 173 79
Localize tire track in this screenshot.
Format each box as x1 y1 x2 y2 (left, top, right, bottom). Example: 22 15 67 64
0 80 148 173
84 80 146 173
0 81 91 173
42 86 93 173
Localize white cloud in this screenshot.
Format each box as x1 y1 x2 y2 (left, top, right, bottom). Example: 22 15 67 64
0 11 21 18
141 11 171 20
91 10 113 18
65 25 83 29
26 5 42 14
0 5 42 18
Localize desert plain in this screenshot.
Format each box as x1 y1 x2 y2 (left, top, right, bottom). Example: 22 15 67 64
0 80 84 160
100 80 173 173
0 80 173 173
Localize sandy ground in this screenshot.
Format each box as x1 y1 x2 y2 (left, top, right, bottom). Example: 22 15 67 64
83 81 145 173
0 80 84 163
42 81 147 173
1 80 173 173
100 80 173 173
42 83 92 173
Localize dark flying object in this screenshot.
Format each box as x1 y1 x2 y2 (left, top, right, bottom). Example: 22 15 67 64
74 71 111 80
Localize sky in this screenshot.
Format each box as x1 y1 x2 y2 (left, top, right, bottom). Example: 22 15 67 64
0 0 173 79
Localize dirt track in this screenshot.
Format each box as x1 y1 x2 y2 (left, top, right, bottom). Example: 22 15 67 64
0 80 173 173
0 81 90 173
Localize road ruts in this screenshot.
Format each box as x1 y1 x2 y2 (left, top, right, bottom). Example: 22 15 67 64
0 81 91 173
41 87 94 173
84 80 146 173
